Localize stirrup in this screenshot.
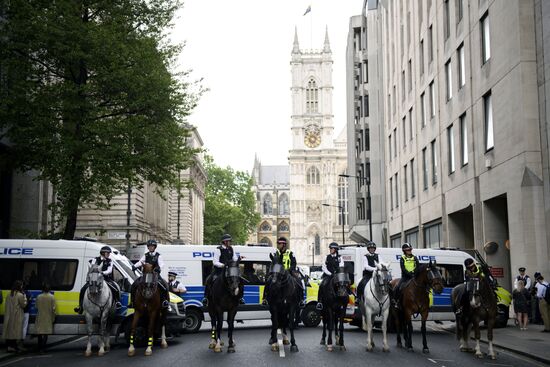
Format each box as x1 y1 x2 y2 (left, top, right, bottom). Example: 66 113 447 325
316 303 323 311
74 306 83 314
239 298 245 304
202 298 209 306
262 299 268 306
299 300 306 309
162 300 169 308
115 302 122 309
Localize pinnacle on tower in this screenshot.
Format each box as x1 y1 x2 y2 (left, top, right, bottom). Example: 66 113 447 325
292 26 300 54
323 25 331 53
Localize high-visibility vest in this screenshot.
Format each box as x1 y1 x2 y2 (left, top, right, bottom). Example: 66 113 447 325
277 250 292 270
402 255 416 273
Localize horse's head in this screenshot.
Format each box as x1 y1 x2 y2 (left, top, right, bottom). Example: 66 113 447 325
426 261 444 294
332 268 351 298
224 261 242 297
466 278 482 308
88 264 104 295
269 262 287 285
374 262 392 294
141 263 157 300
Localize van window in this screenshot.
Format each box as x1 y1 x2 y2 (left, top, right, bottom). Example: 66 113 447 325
114 260 139 282
434 264 464 287
23 259 78 291
112 266 132 292
202 261 213 285
344 261 355 285
241 261 270 285
0 260 21 290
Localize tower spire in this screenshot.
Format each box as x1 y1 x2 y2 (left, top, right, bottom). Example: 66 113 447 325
323 25 331 53
292 26 300 54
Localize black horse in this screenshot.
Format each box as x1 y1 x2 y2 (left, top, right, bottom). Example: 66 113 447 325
207 261 244 353
319 268 351 352
452 275 497 360
266 259 301 353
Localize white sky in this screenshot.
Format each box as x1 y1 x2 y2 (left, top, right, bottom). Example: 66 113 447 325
172 1 362 173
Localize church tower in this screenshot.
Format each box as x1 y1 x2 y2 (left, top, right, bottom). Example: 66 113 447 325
289 27 348 266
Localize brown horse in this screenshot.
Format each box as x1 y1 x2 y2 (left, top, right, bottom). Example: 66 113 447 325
127 264 167 356
390 261 444 353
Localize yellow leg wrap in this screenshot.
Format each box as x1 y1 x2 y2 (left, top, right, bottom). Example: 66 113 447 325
148 337 153 347
130 335 134 346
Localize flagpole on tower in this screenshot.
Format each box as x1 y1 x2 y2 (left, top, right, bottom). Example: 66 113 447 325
303 4 312 49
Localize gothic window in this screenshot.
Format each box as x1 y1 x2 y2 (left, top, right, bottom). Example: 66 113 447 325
278 221 289 232
263 193 273 215
306 78 319 114
314 234 321 255
260 237 272 246
338 175 349 226
278 193 289 215
260 221 271 232
306 166 320 185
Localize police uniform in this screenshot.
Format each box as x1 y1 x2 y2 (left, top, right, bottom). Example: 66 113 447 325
75 255 121 313
263 248 303 305
202 243 239 304
132 250 170 307
392 253 419 306
356 252 379 300
168 272 187 297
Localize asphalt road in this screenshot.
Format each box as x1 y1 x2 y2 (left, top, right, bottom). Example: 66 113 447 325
0 322 543 367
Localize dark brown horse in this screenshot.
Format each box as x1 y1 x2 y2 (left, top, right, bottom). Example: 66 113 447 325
390 261 444 353
451 276 497 359
319 268 351 352
127 264 167 356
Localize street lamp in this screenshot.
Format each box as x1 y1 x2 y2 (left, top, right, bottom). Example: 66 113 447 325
322 203 345 245
339 174 372 242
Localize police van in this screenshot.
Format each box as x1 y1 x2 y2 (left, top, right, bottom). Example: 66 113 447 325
0 239 186 341
127 244 321 333
339 245 511 328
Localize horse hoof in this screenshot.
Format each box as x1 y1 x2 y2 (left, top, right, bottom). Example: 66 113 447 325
460 347 472 353
84 351 92 357
320 340 325 345
366 346 373 352
161 341 168 349
490 355 496 360
290 345 299 353
209 342 216 349
227 347 235 353
283 339 290 346
383 347 390 353
214 347 222 353
476 353 484 359
271 344 279 352
422 348 429 354
326 345 333 352
145 351 152 356
268 338 276 345
220 341 225 346
407 347 414 353
397 342 402 349
98 350 105 357
340 346 346 352
127 350 135 357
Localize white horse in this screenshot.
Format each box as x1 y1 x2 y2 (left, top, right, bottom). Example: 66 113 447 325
83 264 115 357
360 262 391 352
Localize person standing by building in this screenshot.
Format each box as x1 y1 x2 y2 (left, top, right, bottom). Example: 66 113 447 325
513 280 530 330
35 283 56 354
168 271 187 298
514 267 532 290
3 280 27 353
21 285 32 343
534 272 550 332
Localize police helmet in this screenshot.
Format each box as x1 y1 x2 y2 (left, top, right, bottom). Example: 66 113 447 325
329 242 339 250
277 237 288 245
100 246 111 254
146 239 158 248
464 258 475 268
518 267 526 272
168 271 177 277
366 241 376 250
221 234 232 242
401 243 412 251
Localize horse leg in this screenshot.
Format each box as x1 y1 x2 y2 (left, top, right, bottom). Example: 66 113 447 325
421 312 429 354
144 311 157 356
85 312 93 357
269 306 278 349
127 311 139 357
320 310 327 345
382 308 390 352
487 315 496 360
366 308 373 352
227 309 236 353
339 310 346 351
160 324 168 349
214 310 223 353
98 314 106 356
403 310 413 351
289 304 298 352
209 314 217 349
326 308 333 352
393 307 402 348
474 317 483 358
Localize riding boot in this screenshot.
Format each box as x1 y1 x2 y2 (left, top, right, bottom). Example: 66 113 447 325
262 286 269 306
74 286 86 314
113 287 122 309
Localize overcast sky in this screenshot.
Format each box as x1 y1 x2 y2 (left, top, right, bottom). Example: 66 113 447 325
172 1 362 173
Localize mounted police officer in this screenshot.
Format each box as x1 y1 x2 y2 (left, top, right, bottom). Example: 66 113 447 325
464 258 496 286
316 242 344 311
168 271 187 298
202 234 241 306
356 241 379 302
263 237 305 307
74 246 122 314
131 239 170 308
392 243 419 309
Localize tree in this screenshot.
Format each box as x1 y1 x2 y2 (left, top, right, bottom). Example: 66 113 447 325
203 156 260 245
0 0 202 239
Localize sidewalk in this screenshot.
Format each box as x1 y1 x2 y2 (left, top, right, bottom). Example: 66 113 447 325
0 335 82 362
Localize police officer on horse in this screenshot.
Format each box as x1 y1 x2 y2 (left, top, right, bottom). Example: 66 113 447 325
356 241 379 302
75 246 122 314
316 242 345 311
392 243 419 308
131 240 170 308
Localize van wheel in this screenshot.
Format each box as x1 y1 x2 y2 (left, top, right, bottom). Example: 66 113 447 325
124 321 147 347
301 304 321 327
494 305 509 328
183 309 202 333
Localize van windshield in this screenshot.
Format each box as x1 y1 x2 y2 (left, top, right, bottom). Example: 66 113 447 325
115 259 139 281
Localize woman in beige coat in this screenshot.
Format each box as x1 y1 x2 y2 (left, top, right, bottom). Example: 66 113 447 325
3 280 27 353
35 283 56 354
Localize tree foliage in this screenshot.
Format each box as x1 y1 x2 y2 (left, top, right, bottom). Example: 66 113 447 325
0 0 202 239
203 156 260 245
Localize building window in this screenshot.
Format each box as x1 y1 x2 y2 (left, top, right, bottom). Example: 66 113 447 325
306 166 320 185
423 222 442 248
314 234 320 255
260 221 271 232
338 176 349 226
408 59 412 93
460 113 468 166
405 228 419 248
306 78 319 113
421 92 426 127
481 12 491 63
278 193 289 215
429 80 435 117
388 135 392 162
458 43 465 88
402 116 407 147
391 235 402 249
365 128 370 151
410 158 416 198
395 173 399 208
447 124 455 174
404 164 408 202
401 70 405 102
456 0 463 24
420 39 425 76
428 24 434 63
393 128 397 158
484 92 494 151
445 59 452 101
364 95 369 117
278 221 289 232
422 147 428 190
260 237 272 246
444 0 450 40
263 193 273 215
418 0 423 25
362 61 368 83
431 140 438 185
409 107 414 141
390 177 394 210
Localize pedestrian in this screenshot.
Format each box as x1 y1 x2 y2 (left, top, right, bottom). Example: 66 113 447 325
512 280 530 330
35 283 56 354
168 271 187 298
3 280 27 353
21 285 32 342
534 272 550 332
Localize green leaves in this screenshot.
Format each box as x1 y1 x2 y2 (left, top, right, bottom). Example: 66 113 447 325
203 156 260 245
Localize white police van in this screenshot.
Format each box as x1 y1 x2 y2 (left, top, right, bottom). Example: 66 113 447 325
339 245 511 327
0 239 186 341
127 244 322 332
